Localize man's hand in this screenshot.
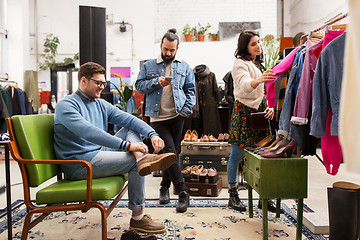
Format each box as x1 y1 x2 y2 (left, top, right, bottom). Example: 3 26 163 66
128 142 149 154
179 113 186 117
159 76 172 87
151 135 165 153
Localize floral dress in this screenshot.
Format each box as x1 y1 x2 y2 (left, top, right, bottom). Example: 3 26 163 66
228 60 271 148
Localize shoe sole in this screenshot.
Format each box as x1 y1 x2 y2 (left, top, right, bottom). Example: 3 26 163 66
138 153 177 176
129 226 166 234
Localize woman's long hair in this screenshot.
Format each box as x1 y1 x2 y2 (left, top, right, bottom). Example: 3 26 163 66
234 30 263 62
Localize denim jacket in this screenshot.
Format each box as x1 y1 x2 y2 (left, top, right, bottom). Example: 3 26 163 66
135 57 196 118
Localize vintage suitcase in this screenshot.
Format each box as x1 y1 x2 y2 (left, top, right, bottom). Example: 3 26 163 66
179 154 229 172
181 140 231 156
174 177 223 197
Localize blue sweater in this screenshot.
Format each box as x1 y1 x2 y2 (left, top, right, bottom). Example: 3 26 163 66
54 93 157 177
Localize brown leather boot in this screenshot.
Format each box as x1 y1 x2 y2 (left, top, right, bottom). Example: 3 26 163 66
137 153 176 176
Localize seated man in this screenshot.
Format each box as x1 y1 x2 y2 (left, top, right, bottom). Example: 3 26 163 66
54 62 176 234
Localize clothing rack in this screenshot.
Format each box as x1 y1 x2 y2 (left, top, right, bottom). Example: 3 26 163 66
313 12 348 32
0 79 17 84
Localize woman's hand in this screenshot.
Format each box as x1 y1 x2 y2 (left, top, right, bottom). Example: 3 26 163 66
260 69 276 83
251 69 276 88
264 107 274 120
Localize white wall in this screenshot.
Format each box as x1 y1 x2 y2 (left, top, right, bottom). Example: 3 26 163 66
283 0 348 37
7 0 31 89
6 0 348 90
7 0 278 90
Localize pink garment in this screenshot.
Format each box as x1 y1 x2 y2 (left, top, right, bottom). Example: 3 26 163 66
291 39 324 125
266 47 299 108
322 30 344 49
322 108 343 175
320 30 344 176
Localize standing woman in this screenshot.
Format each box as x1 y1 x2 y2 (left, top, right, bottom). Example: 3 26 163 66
227 30 275 211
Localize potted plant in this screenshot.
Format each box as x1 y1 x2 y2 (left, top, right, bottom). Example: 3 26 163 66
183 24 195 42
197 23 211 41
208 31 220 41
39 34 78 70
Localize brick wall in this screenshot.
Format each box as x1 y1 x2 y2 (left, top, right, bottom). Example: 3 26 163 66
154 0 278 42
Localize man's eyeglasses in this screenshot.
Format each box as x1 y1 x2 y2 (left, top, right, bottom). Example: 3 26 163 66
87 78 108 88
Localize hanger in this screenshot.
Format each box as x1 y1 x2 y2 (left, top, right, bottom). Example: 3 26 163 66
311 31 325 39
332 24 347 31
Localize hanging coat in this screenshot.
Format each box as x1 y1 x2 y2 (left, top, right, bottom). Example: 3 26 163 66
194 65 222 137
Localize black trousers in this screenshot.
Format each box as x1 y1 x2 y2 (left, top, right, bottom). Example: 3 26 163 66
151 115 187 193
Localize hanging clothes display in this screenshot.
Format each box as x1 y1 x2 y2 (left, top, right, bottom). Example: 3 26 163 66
310 31 346 175
339 0 360 175
193 64 222 137
277 45 307 140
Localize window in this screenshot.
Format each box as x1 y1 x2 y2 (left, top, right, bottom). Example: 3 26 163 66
0 0 8 80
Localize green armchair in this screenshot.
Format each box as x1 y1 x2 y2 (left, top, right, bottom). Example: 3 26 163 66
6 114 128 240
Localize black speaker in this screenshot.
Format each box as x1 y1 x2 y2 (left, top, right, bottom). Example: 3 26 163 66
79 6 106 72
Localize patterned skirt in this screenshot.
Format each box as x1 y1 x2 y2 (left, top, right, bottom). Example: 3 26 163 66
229 100 270 148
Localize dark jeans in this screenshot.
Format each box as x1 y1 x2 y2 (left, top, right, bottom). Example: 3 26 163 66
151 115 187 193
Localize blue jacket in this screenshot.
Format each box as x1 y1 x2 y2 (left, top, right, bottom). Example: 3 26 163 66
135 57 196 117
310 32 346 137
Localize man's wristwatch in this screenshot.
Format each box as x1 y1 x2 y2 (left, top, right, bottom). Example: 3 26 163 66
127 141 131 151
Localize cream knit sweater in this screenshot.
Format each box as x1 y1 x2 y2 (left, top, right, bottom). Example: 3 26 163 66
231 58 264 109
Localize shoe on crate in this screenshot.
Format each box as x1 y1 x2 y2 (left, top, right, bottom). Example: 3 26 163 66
137 153 176 176
129 214 166 234
224 133 229 142
208 134 218 142
200 134 209 142
159 187 170 204
218 133 224 142
190 130 198 141
183 129 191 141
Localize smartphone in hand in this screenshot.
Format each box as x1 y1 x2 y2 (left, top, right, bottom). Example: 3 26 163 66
165 76 172 81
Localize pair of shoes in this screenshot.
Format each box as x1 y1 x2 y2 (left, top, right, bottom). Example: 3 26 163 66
217 133 230 142
199 167 217 177
129 214 166 234
199 134 218 142
152 171 162 177
176 191 190 213
228 187 246 212
261 139 296 158
258 199 284 214
137 153 177 176
121 230 157 240
159 187 170 204
253 136 283 154
184 130 198 141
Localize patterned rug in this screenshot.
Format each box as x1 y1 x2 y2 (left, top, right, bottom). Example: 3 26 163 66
0 198 328 240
